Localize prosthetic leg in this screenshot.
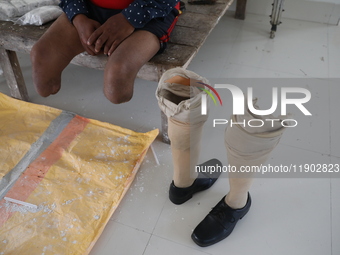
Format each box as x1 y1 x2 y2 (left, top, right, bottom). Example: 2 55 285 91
225 99 286 208
156 67 222 204
192 98 289 247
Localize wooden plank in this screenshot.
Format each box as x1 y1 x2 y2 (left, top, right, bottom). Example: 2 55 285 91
151 43 197 67
176 12 219 30
0 48 29 101
235 0 247 20
0 21 48 47
182 0 234 16
169 26 205 47
0 34 34 54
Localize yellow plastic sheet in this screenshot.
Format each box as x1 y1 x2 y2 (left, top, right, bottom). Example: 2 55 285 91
0 93 158 254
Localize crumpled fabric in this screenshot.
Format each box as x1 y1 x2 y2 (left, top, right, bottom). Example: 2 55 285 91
156 67 210 125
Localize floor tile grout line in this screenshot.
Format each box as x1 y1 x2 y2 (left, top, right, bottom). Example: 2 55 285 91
331 155 340 160
327 79 333 167
142 234 153 255
150 195 170 235
142 198 172 255
279 142 333 158
330 178 333 255
325 25 335 166
142 187 215 254
106 220 155 255
327 24 330 80
149 232 214 255
111 219 153 235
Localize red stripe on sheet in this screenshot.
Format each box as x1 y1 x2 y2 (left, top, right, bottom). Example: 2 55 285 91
0 115 89 227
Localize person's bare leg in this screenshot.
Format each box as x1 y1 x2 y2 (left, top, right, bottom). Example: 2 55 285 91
30 13 84 97
103 30 160 104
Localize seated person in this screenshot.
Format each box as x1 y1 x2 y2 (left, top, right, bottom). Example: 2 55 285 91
31 0 180 104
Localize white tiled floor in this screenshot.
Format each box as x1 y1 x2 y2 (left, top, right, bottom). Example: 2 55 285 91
1 11 339 255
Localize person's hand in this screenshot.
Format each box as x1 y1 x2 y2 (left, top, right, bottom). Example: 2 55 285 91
87 13 135 56
73 14 101 55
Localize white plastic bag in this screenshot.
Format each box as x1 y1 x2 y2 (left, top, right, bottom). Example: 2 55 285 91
0 0 60 20
16 5 62 25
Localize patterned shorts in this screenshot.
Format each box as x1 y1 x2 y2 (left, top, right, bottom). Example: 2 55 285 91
86 0 180 53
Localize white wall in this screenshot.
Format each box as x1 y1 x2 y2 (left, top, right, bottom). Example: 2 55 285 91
239 0 340 25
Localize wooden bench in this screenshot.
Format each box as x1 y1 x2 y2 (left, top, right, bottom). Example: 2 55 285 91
0 0 247 142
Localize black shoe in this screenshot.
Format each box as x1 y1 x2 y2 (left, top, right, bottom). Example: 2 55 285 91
169 158 222 205
191 193 251 247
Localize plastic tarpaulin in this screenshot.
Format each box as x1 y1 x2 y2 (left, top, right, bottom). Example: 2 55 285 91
0 92 158 254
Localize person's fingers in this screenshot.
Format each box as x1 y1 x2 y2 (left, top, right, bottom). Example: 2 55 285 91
78 32 96 55
80 35 88 46
82 42 97 56
107 40 121 56
87 29 101 47
87 43 96 54
94 33 108 53
103 38 115 55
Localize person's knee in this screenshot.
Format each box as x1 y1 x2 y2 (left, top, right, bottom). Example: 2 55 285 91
34 80 56 97
104 85 133 104
104 64 135 104
31 42 61 97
